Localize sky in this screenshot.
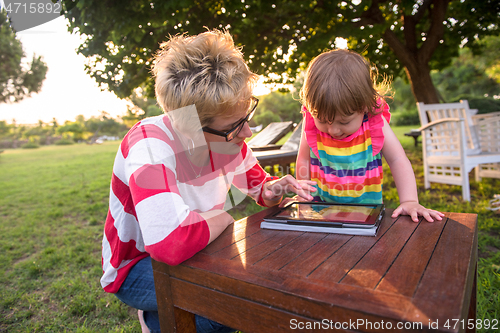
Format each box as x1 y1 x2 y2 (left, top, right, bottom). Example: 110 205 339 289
0 16 132 125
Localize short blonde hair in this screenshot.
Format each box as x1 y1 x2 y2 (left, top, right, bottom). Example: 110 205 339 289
299 49 390 122
153 29 259 126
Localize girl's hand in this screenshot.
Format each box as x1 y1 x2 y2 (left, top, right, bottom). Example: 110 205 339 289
392 201 445 223
262 175 316 204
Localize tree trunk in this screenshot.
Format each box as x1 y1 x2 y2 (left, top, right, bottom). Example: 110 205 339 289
382 28 442 104
404 62 440 104
380 0 449 104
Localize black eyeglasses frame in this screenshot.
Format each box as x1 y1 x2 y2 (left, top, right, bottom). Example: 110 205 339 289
202 97 259 142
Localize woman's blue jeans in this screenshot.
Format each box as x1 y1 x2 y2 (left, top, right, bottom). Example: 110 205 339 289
114 257 236 333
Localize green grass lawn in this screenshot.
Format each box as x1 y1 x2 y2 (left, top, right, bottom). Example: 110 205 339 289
1 129 499 332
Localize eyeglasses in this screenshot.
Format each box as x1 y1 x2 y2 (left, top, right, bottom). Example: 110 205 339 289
202 97 259 141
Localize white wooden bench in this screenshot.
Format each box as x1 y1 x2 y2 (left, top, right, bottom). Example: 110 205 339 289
417 100 500 201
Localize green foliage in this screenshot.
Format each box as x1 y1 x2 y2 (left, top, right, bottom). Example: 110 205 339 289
60 0 500 104
432 46 500 102
478 36 500 83
391 108 420 126
54 138 74 145
387 77 417 112
0 114 127 148
145 104 163 118
251 90 302 127
121 89 164 127
0 10 48 104
253 110 281 127
21 142 39 149
387 76 420 125
56 121 86 141
452 96 500 114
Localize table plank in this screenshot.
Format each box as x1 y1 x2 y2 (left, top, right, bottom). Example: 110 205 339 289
376 214 448 296
253 231 330 270
409 213 477 331
279 234 352 276
171 279 359 333
232 230 305 265
307 215 398 282
201 206 279 255
339 215 419 289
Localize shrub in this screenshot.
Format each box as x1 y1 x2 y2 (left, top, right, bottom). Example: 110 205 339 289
54 138 74 145
391 108 420 126
21 142 40 149
452 96 500 114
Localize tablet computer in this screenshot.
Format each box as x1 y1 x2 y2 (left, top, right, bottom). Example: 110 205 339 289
263 201 385 229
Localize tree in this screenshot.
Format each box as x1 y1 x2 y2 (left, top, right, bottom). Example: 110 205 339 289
0 10 48 103
254 91 302 126
60 0 499 103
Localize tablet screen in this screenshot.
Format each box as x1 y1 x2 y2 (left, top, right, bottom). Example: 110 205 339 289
274 203 377 224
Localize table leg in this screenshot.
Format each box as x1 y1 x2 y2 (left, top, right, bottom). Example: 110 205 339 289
152 259 197 333
465 264 477 333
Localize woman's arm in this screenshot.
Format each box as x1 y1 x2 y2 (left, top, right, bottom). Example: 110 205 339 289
199 210 234 244
260 175 316 206
261 127 317 207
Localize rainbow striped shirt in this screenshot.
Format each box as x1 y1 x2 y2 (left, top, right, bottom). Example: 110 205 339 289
303 102 390 204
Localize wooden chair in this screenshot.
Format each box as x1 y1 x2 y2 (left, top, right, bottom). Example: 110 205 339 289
417 100 500 201
253 121 302 175
246 121 294 150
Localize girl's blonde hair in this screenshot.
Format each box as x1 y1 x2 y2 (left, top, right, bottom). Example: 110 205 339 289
299 49 391 122
153 29 259 127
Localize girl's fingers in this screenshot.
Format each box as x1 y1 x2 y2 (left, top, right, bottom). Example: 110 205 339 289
391 206 402 218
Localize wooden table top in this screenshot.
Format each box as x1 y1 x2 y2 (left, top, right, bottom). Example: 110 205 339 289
153 207 478 332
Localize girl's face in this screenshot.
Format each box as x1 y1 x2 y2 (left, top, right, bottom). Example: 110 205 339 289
312 111 365 140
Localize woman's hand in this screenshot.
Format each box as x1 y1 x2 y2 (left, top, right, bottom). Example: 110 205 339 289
279 194 310 207
392 201 445 223
262 175 316 206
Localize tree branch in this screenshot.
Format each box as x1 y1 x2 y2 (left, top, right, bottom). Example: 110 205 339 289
419 0 450 64
382 28 416 73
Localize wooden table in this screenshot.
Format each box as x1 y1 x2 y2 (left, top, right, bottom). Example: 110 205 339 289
152 207 477 332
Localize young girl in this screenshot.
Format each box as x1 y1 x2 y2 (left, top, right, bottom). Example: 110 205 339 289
294 49 443 223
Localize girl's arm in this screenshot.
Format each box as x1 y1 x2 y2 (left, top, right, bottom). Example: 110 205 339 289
295 127 311 180
381 117 444 222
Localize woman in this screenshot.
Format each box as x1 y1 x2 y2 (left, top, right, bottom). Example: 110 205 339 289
101 29 316 333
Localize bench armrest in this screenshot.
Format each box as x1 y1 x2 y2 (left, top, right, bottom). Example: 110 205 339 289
416 118 463 132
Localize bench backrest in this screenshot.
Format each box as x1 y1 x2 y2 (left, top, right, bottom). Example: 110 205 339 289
247 121 294 147
280 121 302 151
417 100 481 155
472 111 500 154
